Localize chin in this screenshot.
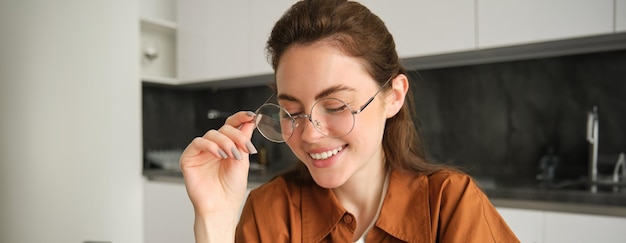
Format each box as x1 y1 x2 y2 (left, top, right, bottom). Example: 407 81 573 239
308 170 349 189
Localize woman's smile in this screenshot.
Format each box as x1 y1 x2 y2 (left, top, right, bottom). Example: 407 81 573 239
308 145 345 160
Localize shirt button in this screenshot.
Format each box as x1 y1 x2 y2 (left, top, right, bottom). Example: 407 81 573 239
343 214 353 224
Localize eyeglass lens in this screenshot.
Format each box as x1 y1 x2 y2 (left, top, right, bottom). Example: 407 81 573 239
254 98 356 143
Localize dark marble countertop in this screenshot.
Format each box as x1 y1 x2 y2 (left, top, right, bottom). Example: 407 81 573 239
144 169 626 216
474 176 626 216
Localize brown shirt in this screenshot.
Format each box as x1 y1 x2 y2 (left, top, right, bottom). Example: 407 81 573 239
236 169 519 242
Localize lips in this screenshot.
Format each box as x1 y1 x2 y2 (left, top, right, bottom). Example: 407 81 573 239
309 145 344 160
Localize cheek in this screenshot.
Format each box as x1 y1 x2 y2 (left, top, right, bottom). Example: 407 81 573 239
285 139 307 160
351 111 387 143
357 102 388 130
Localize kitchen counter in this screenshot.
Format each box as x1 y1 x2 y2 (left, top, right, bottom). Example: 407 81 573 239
144 168 279 189
474 176 626 217
144 169 626 217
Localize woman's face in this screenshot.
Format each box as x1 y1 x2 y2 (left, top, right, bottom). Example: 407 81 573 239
275 42 389 188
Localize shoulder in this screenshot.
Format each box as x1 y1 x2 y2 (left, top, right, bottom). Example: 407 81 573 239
390 169 483 204
420 169 492 214
391 169 475 190
421 172 519 242
425 169 483 200
427 169 475 190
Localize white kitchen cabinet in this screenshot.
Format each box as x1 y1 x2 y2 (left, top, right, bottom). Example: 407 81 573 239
359 0 476 58
478 0 614 49
497 207 545 243
177 0 293 83
176 0 476 83
497 206 626 243
144 179 256 243
177 0 248 82
544 211 626 243
140 0 178 84
247 0 295 76
617 0 626 32
144 180 195 243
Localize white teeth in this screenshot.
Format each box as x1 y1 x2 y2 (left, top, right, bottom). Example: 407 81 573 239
309 146 343 160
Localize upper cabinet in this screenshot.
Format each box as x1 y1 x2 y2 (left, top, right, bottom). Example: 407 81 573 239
177 0 247 82
140 0 178 84
360 0 476 58
177 0 292 84
141 1 625 87
618 0 626 32
247 0 295 76
478 0 615 49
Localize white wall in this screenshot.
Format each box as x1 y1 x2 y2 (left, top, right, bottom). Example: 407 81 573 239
0 0 143 242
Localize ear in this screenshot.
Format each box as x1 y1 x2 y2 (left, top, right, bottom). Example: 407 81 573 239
385 74 409 119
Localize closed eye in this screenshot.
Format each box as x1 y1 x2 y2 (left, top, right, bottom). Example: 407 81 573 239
324 104 349 114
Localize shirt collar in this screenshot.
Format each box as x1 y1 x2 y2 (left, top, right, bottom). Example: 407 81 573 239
299 169 433 242
301 182 347 241
377 169 432 242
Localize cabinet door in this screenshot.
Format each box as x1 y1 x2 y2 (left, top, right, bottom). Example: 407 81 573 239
497 207 545 243
478 0 614 48
544 211 626 243
359 0 475 58
248 0 294 76
618 0 626 32
177 0 249 82
144 180 195 243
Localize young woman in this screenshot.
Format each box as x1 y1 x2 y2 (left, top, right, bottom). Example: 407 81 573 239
180 0 519 242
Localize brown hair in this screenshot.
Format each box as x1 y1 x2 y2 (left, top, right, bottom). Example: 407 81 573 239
267 0 450 179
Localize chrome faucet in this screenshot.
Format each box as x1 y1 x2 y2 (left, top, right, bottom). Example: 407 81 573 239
613 153 625 182
611 153 625 193
586 106 599 193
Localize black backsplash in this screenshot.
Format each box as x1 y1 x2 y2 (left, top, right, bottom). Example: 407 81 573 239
142 84 297 173
143 50 626 179
414 50 626 179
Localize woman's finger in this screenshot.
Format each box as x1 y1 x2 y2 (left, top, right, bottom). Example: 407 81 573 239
181 135 228 163
219 125 257 156
221 111 258 154
224 111 256 136
203 128 250 160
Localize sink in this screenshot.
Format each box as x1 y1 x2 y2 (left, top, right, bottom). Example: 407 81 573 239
473 175 626 207
548 177 626 193
473 176 626 194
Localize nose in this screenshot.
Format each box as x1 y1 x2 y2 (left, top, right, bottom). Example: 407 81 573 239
297 115 325 142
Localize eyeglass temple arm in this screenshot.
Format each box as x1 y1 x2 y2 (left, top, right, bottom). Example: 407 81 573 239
352 77 393 115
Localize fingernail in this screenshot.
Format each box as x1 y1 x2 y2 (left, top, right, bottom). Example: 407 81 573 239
231 147 243 160
217 148 228 159
246 141 258 154
245 111 256 117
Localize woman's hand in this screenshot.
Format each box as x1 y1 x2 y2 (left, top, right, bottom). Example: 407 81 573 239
180 111 257 223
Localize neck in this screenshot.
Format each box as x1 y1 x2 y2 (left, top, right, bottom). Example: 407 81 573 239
333 147 387 204
333 158 388 241
333 164 387 208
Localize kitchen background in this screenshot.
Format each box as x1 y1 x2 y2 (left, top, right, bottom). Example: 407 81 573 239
3 0 626 242
143 49 626 181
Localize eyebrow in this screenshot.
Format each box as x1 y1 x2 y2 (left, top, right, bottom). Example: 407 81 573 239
277 84 356 102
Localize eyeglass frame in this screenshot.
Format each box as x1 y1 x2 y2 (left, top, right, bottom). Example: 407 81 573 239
254 76 394 143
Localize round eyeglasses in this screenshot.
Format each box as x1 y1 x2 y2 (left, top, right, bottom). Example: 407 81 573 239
253 77 392 143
